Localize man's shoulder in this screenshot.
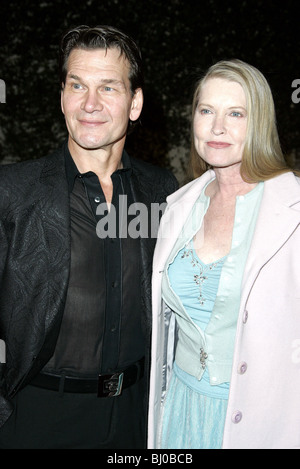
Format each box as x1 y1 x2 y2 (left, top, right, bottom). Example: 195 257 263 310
129 155 177 184
128 155 179 203
0 145 65 182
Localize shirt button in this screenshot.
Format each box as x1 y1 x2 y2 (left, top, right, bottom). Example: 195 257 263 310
243 310 248 324
232 411 242 424
238 362 248 374
94 196 101 203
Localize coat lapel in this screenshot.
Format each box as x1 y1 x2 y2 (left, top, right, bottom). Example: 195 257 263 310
129 158 178 335
153 171 215 274
129 169 157 334
23 147 71 384
241 173 300 302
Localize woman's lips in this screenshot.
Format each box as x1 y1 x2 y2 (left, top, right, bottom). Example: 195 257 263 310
206 141 231 149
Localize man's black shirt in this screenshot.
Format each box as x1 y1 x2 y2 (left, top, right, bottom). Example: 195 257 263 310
43 146 144 377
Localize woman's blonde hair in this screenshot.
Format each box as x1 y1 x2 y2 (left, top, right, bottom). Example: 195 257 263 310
190 59 295 182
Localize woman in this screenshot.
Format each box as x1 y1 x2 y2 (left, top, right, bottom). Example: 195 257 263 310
147 59 300 449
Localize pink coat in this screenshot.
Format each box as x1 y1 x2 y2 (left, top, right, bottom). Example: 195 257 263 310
148 171 300 449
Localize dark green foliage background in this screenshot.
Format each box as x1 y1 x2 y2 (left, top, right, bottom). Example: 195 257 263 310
0 0 299 180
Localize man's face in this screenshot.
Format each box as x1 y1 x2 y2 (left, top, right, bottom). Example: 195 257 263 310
61 47 143 156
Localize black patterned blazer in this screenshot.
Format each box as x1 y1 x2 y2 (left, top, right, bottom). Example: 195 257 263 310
0 143 178 426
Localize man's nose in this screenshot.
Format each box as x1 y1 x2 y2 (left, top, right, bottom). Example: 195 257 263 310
81 90 103 113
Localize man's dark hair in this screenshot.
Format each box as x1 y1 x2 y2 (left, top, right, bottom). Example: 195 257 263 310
59 25 144 94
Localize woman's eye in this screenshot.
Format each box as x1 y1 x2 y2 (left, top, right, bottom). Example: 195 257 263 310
231 111 242 117
200 108 211 115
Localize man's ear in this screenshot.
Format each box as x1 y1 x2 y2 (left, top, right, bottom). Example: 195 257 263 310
129 88 143 122
61 83 65 115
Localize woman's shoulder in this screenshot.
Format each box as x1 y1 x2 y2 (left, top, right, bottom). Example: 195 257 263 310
167 170 215 205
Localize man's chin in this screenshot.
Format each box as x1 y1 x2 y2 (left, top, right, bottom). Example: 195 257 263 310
69 137 106 152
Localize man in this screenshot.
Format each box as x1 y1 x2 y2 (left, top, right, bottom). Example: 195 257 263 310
0 25 178 449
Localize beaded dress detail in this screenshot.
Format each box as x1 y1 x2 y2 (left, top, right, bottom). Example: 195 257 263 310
181 241 225 306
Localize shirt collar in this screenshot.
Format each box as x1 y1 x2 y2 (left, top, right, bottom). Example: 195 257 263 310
64 142 132 194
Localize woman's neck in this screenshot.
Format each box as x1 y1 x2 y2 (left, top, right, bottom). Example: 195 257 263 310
207 165 257 200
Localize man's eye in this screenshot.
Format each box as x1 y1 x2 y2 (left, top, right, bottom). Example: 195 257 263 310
104 86 113 92
72 83 83 90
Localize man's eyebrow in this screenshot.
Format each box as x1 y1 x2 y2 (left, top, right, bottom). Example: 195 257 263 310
67 73 81 81
99 78 126 89
66 74 125 87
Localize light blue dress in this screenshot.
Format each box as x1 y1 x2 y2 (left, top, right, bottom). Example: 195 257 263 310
160 246 228 449
160 183 264 449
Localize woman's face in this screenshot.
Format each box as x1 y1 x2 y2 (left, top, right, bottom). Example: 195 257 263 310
193 77 248 170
